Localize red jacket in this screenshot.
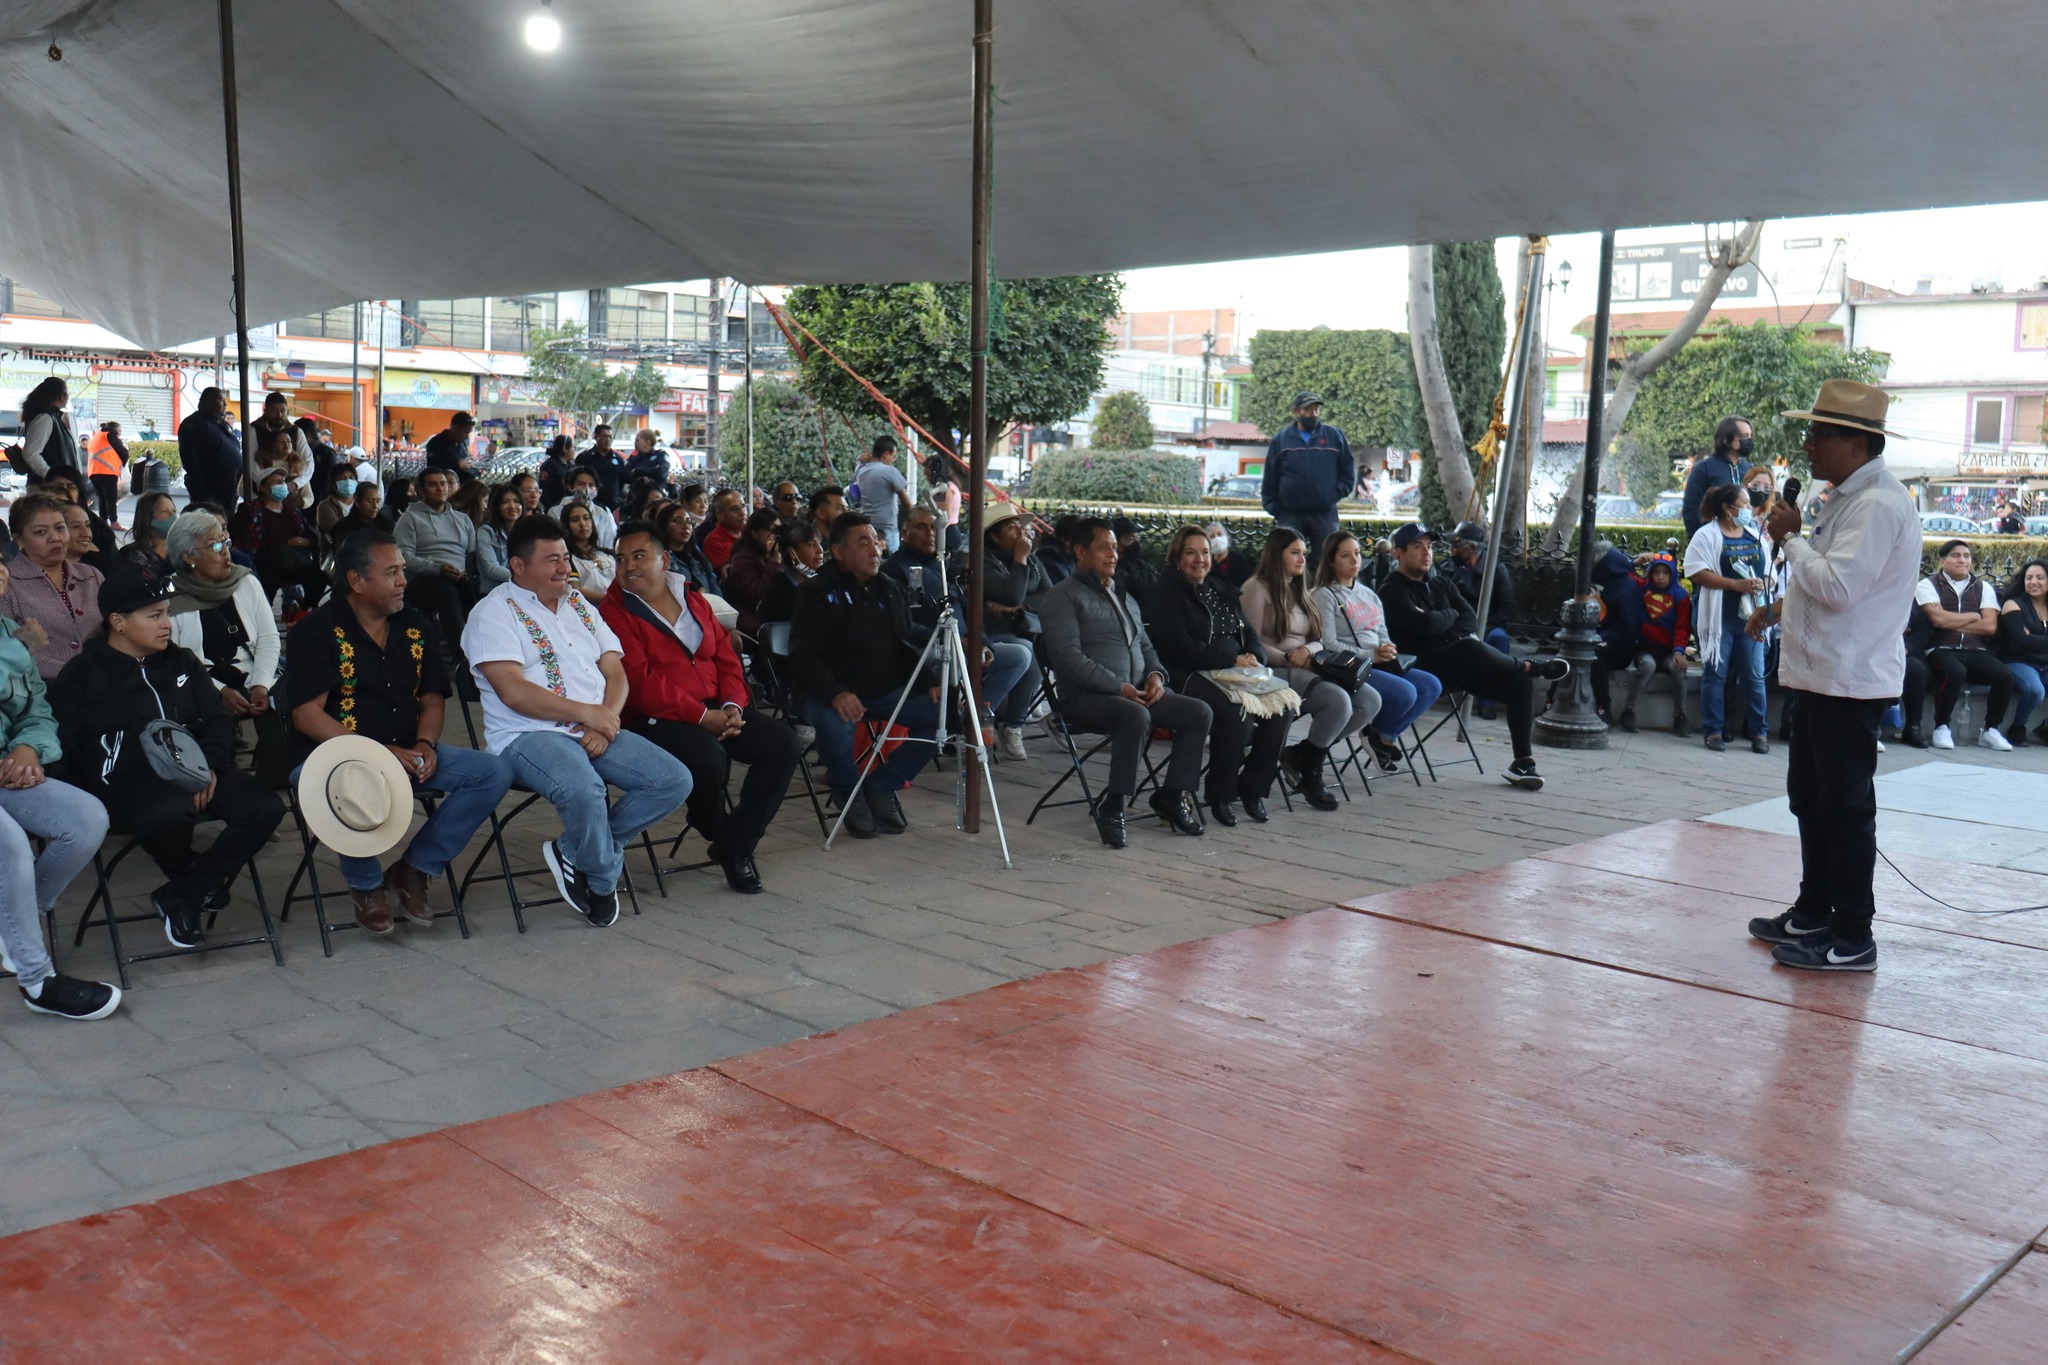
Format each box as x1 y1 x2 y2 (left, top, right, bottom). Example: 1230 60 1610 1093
599 575 750 725
702 523 739 572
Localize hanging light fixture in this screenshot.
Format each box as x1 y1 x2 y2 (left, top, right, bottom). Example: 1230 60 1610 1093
524 0 561 52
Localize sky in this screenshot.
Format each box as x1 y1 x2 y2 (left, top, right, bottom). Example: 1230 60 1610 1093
1117 201 2048 356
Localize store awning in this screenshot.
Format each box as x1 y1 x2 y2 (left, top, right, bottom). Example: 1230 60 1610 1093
2 0 2045 351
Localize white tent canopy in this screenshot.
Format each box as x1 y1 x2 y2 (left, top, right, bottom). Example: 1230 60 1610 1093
3 0 2046 351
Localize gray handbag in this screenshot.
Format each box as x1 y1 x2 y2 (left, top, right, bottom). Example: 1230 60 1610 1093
139 718 213 793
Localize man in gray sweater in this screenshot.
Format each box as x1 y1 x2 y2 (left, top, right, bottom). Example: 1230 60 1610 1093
1040 519 1211 848
394 467 478 655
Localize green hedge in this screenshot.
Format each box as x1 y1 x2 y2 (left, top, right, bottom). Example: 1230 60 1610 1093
128 439 182 474
1029 449 1202 504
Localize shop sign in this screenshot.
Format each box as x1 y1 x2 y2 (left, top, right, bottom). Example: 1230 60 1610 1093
383 369 474 410
654 388 735 414
1957 448 2048 478
480 378 546 406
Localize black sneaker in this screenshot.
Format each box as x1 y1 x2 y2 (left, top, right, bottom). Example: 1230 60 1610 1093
1772 933 1876 972
539 839 594 919
833 789 878 839
1366 731 1405 773
21 974 122 1021
151 885 207 949
205 881 233 911
1504 757 1544 791
582 881 620 928
1616 708 1639 734
1750 735 1771 755
863 784 908 835
1528 657 1572 682
1705 734 1727 752
1748 909 1831 945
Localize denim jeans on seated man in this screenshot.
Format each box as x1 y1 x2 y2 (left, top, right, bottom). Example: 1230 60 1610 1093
500 728 691 896
800 685 941 794
291 745 515 893
981 638 1034 723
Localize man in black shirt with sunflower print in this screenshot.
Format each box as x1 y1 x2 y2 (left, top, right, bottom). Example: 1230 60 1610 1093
286 530 512 935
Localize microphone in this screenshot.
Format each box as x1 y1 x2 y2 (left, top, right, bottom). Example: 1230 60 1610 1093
1781 477 1802 507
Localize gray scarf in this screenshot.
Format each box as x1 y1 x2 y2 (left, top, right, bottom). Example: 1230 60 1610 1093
169 563 253 614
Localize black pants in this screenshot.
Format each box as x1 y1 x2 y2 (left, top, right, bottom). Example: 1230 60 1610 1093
636 710 802 859
254 549 329 609
1785 691 1886 943
1900 655 1930 732
185 471 239 516
1280 508 1340 557
90 473 121 524
406 574 478 656
104 766 285 896
1927 647 2011 731
1182 671 1288 802
1058 688 1211 798
1414 636 1534 759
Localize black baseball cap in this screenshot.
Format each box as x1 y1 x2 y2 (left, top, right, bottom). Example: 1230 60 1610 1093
1450 520 1487 545
1291 391 1323 410
1390 522 1435 549
100 564 176 617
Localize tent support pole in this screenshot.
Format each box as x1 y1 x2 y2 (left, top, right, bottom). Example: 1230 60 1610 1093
1535 228 1615 750
1476 236 1546 638
742 285 755 503
962 0 993 832
351 302 362 443
217 0 252 496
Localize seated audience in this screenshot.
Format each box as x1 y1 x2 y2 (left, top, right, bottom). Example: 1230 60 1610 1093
1238 526 1380 810
758 520 821 626
721 507 785 638
51 565 285 950
1202 521 1254 589
1035 514 1079 586
657 501 721 597
165 509 286 786
119 490 178 574
1917 538 2012 750
1445 521 1517 655
1594 553 1692 736
229 463 327 607
553 466 618 547
1310 531 1443 771
980 507 1050 760
1040 518 1211 847
40 467 116 560
461 515 692 925
0 493 100 682
1111 516 1159 603
0 554 119 1020
1145 523 1290 827
772 481 804 528
562 501 616 604
701 488 748 571
1378 522 1563 790
510 471 543 515
476 483 525 593
395 467 478 651
314 460 360 545
287 531 513 933
883 506 1032 751
1999 558 2048 747
328 479 393 551
64 502 115 576
602 522 801 893
788 513 940 838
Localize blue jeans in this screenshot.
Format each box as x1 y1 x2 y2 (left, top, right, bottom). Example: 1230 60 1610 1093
1483 626 1513 656
0 779 108 992
336 746 512 892
983 639 1033 721
2007 660 2048 731
1702 627 1767 740
800 686 941 794
502 728 692 894
1365 666 1443 738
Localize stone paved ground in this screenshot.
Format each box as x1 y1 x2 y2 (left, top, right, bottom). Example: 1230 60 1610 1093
0 711 2021 1237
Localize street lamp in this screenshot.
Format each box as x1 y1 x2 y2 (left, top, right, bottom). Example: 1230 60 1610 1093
524 0 561 51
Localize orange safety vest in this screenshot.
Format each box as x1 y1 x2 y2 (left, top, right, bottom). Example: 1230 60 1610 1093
86 431 124 478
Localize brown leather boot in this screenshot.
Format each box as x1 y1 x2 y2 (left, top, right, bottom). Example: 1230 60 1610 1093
351 886 395 935
385 862 435 926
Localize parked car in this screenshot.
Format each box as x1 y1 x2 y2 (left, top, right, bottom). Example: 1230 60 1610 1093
1593 493 1651 523
1919 512 1991 536
1647 491 1685 522
2025 515 2048 537
1208 475 1261 500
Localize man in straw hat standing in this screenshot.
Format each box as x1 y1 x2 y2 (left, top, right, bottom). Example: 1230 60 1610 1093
1743 380 1922 971
288 531 512 935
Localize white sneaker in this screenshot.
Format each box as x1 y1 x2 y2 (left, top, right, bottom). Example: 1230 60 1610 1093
1980 726 2014 752
1876 739 1887 753
997 725 1028 762
1930 725 1955 750
1039 713 1074 754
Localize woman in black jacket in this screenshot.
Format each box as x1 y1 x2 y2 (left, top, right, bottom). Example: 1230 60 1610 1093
1145 523 1291 827
49 565 285 950
1999 558 2048 746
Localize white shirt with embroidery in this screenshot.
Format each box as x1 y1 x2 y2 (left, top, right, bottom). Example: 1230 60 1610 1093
461 580 622 752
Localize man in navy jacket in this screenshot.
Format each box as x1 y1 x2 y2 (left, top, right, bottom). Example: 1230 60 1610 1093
1261 392 1354 553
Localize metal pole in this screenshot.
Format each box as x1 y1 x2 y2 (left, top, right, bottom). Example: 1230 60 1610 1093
375 301 387 484
742 284 755 504
705 277 723 482
217 0 252 498
1476 237 1546 637
962 0 993 832
351 301 361 443
1534 228 1615 749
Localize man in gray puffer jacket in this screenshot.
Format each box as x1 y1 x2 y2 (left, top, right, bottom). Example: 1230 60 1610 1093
1039 519 1210 849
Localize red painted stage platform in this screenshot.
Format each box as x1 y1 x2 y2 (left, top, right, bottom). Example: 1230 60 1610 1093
3 820 2044 1362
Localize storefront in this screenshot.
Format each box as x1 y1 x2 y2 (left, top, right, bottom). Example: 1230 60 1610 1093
236 366 375 448
654 387 731 450
1902 451 2048 519
477 377 552 447
381 368 475 446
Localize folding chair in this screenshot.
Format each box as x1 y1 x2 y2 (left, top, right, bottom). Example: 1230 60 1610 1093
1405 691 1484 780
278 785 471 957
75 834 282 990
455 778 650 932
1022 658 1159 827
1333 729 1422 793
758 619 835 838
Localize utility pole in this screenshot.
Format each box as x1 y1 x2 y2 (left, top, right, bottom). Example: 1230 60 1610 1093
705 277 723 481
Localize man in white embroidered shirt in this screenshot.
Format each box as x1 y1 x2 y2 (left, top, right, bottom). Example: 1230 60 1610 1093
1743 381 1922 972
460 514 691 926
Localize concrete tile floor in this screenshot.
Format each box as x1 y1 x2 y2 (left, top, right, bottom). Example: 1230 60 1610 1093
0 709 2024 1236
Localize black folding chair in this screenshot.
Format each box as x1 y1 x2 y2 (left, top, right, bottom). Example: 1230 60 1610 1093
456 783 646 932
1022 655 1160 827
1406 690 1484 780
75 833 282 989
757 620 835 838
278 785 471 957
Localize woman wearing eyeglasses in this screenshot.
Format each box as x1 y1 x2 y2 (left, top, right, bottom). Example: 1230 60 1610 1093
164 510 286 785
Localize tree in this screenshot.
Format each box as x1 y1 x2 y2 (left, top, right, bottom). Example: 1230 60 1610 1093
1547 220 1765 547
783 276 1123 444
525 323 668 423
1242 329 1419 450
1409 241 1506 528
729 375 893 492
1090 390 1154 450
1626 322 1889 480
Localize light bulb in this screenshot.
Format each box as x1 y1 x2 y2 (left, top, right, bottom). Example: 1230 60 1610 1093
524 11 561 51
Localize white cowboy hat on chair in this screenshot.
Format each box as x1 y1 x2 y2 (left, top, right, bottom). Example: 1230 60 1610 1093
297 735 415 857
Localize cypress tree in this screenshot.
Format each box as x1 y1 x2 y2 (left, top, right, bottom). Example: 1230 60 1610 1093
1416 241 1506 528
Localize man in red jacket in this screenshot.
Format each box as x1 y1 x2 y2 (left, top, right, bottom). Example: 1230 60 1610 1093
600 520 801 893
700 488 748 572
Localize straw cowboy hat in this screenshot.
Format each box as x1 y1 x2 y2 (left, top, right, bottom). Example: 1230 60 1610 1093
1783 379 1891 437
297 735 414 857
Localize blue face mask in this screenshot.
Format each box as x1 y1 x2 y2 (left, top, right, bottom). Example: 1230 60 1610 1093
1737 509 1758 531
149 515 174 539
265 484 288 503
333 479 357 498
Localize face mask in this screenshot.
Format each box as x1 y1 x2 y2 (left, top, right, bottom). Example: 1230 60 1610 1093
574 488 594 504
1209 533 1230 556
1297 414 1320 431
265 484 288 504
333 479 357 498
1736 438 1756 458
1737 509 1758 531
149 516 174 538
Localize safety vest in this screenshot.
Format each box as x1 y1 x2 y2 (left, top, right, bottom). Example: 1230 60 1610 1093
86 431 123 478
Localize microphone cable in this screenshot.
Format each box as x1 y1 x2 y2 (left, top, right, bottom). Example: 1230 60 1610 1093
1877 847 2048 917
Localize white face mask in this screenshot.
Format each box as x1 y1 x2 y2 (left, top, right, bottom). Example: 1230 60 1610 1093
1209 532 1230 556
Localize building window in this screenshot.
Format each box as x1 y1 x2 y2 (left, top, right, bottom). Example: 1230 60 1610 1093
284 305 360 341
598 288 668 345
672 294 712 347
402 298 485 350
2015 394 2047 447
2020 302 2048 351
1972 396 2006 447
490 294 557 352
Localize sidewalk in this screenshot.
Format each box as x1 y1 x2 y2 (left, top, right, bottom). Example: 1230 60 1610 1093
0 711 2009 1236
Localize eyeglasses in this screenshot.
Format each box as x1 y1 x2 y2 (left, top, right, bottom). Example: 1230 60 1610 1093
206 540 227 554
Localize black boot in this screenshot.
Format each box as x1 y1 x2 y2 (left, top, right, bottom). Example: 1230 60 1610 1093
1149 788 1205 836
1294 745 1340 811
1237 782 1270 823
1671 709 1691 739
1094 791 1129 849
1901 725 1929 750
